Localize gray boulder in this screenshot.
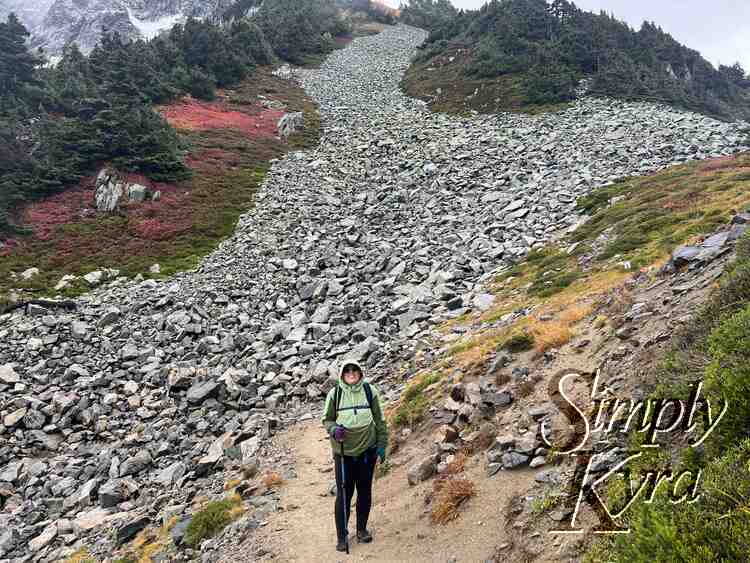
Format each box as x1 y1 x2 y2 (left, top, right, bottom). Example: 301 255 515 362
119 450 152 477
128 184 148 203
278 112 304 138
94 168 126 212
186 379 219 404
407 454 439 486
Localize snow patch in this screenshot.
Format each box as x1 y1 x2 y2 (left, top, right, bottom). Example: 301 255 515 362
125 6 184 40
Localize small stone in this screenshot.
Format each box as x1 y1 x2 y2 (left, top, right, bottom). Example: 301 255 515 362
116 515 150 544
71 321 89 339
501 451 529 469
472 293 495 311
529 456 546 468
83 271 104 286
21 267 40 280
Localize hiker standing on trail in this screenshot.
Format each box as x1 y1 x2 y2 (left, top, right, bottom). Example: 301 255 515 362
322 360 388 553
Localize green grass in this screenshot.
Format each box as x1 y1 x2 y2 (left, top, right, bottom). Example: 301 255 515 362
531 492 563 516
393 372 441 428
184 495 243 549
401 46 571 117
572 155 750 268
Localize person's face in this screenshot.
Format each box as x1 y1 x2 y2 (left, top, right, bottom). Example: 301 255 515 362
343 365 362 385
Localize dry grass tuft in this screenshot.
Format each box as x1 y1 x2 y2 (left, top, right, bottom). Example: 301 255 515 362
526 302 594 355
559 303 593 324
527 318 573 354
431 478 476 524
495 370 511 387
63 549 96 563
262 471 284 489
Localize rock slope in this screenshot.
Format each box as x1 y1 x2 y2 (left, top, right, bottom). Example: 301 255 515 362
1 25 748 560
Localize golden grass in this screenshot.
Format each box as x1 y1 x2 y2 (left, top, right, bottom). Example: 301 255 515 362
560 303 595 324
63 548 96 563
527 318 573 354
118 515 180 563
527 302 594 355
431 478 477 524
224 478 242 491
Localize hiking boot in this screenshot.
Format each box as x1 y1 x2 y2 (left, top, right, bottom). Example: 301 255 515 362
336 540 348 552
357 529 372 543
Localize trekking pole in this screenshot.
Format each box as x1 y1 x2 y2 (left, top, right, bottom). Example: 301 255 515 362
340 439 349 555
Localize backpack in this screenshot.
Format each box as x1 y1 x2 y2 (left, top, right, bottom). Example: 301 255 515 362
334 381 374 417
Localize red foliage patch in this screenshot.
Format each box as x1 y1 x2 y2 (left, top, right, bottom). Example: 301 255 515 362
13 172 190 245
160 98 285 138
126 190 194 240
21 185 95 241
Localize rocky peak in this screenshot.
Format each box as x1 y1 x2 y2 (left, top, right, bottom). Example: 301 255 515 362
20 0 234 55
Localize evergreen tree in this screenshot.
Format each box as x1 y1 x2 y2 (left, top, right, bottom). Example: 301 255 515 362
0 13 42 110
256 0 349 63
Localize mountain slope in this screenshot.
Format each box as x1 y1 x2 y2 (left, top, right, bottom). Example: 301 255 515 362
25 0 236 54
401 0 750 120
2 25 749 562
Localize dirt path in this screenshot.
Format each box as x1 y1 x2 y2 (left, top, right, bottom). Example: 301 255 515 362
244 420 535 563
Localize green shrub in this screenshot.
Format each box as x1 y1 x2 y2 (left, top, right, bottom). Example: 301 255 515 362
703 304 750 456
609 440 750 563
523 63 577 105
184 496 242 548
501 330 535 353
601 232 750 561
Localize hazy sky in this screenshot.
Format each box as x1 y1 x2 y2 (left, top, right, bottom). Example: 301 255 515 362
386 0 750 70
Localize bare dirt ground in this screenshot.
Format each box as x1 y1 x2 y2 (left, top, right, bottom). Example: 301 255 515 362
242 420 535 563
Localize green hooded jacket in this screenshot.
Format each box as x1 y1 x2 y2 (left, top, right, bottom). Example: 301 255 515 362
321 360 388 457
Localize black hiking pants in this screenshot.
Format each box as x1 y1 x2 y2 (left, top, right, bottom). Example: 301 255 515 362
333 446 377 542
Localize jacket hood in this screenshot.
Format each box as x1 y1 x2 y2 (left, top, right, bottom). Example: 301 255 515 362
338 359 365 389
